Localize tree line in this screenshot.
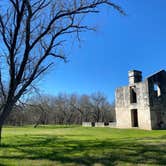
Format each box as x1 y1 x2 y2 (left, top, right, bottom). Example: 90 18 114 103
5 92 115 127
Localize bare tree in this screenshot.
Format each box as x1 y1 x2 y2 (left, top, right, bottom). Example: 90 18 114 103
0 0 124 143
30 95 51 128
90 92 110 122
5 92 115 125
71 94 91 122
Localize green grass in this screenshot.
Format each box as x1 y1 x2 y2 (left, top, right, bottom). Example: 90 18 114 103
0 125 165 166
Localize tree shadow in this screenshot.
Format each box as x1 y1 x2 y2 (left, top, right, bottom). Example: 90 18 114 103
0 134 165 166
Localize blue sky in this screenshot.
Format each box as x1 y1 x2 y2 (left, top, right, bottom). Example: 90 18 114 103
40 0 166 102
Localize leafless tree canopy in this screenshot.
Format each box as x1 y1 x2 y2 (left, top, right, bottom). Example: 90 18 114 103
0 0 123 142
6 92 115 126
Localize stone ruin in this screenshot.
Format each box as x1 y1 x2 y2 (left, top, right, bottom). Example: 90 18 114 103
83 69 166 130
82 122 116 127
115 70 166 130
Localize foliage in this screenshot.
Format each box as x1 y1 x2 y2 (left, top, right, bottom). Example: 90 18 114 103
0 125 165 166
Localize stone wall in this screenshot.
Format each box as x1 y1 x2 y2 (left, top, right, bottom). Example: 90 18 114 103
115 70 166 130
108 122 116 128
82 122 117 128
82 122 93 127
115 80 152 130
94 122 105 127
147 71 166 129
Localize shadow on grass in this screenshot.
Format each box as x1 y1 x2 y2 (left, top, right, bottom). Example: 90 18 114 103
0 134 166 166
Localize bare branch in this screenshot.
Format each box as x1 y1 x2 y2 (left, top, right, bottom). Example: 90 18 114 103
0 16 10 51
0 70 6 100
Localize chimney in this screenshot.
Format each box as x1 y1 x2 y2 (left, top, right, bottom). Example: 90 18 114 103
128 70 142 85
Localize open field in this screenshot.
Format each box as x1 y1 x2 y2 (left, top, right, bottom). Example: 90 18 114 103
0 125 165 166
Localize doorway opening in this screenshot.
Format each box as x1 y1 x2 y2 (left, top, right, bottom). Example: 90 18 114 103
131 109 138 127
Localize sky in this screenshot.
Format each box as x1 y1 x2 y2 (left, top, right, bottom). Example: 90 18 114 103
40 0 166 103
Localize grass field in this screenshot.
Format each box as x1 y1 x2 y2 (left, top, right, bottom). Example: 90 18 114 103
0 125 165 166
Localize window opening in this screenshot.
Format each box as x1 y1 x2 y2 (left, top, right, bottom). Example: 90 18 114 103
130 87 137 103
153 83 161 97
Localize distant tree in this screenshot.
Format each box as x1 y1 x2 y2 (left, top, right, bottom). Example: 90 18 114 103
89 92 110 122
0 0 124 143
71 94 91 122
5 105 26 126
5 92 115 125
30 95 51 128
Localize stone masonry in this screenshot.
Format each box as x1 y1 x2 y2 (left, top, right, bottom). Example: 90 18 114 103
115 70 166 130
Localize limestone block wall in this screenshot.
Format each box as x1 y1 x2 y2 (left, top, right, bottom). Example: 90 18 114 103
150 108 166 129
147 76 166 129
115 80 152 130
82 122 92 127
135 81 152 130
115 86 132 128
116 108 132 128
108 122 117 128
95 122 105 127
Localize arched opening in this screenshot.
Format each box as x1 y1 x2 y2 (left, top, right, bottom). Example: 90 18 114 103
153 83 161 97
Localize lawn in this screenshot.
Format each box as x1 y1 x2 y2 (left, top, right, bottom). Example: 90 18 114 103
0 125 165 166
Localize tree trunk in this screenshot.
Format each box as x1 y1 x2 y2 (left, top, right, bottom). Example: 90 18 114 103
34 122 39 128
0 124 3 145
0 101 15 144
